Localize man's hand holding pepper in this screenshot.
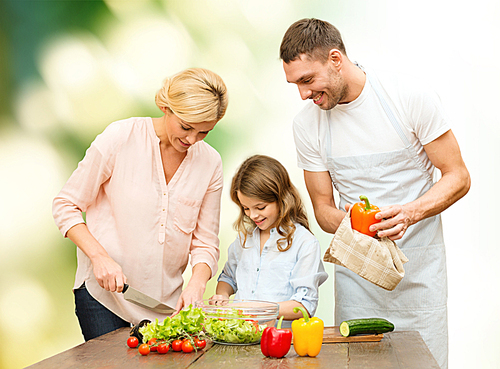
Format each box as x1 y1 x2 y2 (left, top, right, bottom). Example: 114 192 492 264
345 202 415 241
372 204 415 240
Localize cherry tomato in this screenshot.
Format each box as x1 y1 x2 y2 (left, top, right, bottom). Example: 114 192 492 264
181 339 194 353
148 338 158 352
171 339 183 352
127 336 139 348
138 343 150 356
194 338 206 349
157 342 170 354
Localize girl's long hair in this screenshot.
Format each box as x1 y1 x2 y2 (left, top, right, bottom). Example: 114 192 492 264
230 155 310 252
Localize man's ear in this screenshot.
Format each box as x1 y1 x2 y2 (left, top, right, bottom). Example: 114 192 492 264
328 49 343 70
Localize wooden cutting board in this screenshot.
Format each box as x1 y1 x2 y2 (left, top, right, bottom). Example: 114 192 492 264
284 326 383 343
322 326 384 343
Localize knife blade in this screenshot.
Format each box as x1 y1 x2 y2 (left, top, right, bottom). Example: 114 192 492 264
122 284 175 314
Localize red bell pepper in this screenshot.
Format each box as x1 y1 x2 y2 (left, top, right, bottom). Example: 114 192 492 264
260 316 292 358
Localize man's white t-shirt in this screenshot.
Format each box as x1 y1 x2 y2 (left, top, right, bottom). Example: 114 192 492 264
293 66 450 178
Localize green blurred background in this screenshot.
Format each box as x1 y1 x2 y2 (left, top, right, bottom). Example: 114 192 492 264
0 1 498 368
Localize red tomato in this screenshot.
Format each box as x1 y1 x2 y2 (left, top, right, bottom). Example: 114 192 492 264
157 342 170 354
194 338 206 349
138 344 150 356
148 338 157 352
127 336 139 348
181 340 194 353
171 339 183 352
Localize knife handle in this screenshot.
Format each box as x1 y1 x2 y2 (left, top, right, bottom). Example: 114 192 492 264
122 284 129 293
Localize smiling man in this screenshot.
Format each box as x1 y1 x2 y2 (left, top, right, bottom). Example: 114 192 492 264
280 18 470 369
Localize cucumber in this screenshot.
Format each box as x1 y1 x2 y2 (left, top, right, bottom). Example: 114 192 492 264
339 318 394 337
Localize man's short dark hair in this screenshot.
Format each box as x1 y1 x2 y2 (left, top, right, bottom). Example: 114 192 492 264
280 18 347 63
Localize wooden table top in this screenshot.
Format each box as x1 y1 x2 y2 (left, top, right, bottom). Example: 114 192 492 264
27 327 440 368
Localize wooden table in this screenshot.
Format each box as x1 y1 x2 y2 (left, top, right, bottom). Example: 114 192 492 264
27 327 440 368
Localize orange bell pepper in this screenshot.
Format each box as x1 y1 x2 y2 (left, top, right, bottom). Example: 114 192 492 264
351 195 381 237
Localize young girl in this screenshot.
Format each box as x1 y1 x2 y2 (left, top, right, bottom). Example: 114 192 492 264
212 155 328 326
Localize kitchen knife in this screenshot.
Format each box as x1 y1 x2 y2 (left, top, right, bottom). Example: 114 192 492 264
122 284 175 314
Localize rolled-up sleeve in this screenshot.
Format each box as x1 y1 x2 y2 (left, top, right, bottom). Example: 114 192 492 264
52 128 118 237
289 238 329 316
216 240 239 293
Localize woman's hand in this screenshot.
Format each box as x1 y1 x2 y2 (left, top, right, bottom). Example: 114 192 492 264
173 263 212 314
174 282 206 313
91 254 127 293
66 223 127 292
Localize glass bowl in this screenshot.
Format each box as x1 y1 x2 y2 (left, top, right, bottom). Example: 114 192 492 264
195 299 279 345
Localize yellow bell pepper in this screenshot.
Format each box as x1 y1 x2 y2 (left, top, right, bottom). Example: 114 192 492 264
291 306 324 357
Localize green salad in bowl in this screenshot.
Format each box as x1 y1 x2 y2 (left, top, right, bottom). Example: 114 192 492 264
196 299 279 345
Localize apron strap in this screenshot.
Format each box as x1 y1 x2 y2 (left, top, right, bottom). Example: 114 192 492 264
365 71 411 147
325 64 434 185
363 66 433 183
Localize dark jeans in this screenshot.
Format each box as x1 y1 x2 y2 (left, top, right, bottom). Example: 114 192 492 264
74 283 131 341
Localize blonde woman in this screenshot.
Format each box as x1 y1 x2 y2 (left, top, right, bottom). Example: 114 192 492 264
211 155 328 327
53 68 228 340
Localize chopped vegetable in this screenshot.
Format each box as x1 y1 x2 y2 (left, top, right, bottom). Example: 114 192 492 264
291 306 324 357
203 308 267 344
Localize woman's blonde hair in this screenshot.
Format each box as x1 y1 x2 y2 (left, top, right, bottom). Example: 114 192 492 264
230 155 310 252
155 68 228 123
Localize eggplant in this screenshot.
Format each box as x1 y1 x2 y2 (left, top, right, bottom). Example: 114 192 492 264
129 319 151 342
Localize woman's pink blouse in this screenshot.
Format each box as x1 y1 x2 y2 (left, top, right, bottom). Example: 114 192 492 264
52 117 222 323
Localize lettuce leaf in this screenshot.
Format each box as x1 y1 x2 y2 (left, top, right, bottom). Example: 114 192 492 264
138 305 205 343
203 309 267 344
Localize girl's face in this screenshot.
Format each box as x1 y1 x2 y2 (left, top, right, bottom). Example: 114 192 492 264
163 108 217 152
237 191 280 233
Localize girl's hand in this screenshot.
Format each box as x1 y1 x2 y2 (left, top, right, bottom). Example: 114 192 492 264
209 294 230 305
91 254 127 293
